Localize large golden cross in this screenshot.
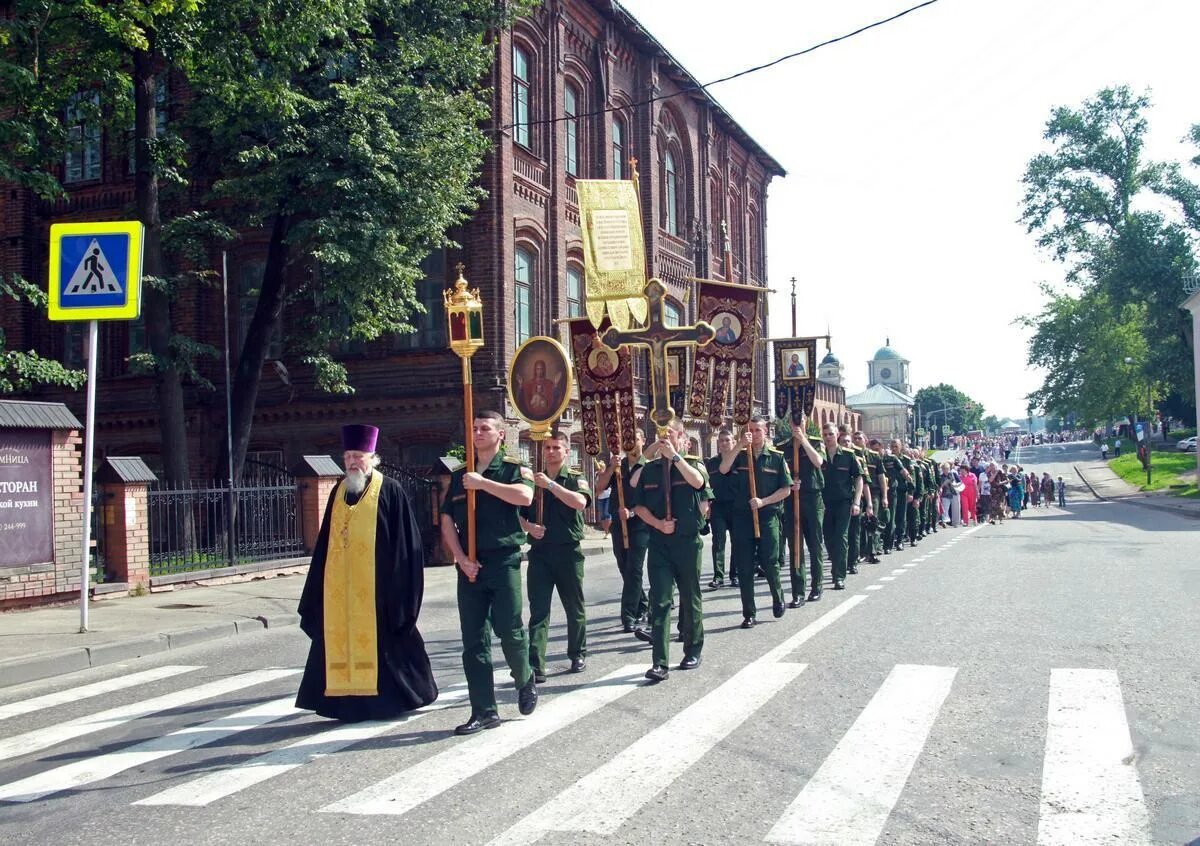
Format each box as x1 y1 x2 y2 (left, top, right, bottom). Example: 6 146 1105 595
603 279 715 433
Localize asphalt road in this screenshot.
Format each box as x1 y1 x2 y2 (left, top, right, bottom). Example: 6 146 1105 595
0 440 1196 846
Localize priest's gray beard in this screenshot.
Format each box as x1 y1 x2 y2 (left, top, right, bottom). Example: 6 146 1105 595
344 468 371 498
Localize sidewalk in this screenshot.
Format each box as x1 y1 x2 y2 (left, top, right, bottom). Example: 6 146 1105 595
1074 458 1200 520
0 529 617 689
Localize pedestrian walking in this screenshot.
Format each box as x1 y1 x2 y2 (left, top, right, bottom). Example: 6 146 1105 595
1056 475 1067 507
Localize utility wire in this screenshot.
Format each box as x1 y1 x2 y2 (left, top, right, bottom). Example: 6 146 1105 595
492 0 941 134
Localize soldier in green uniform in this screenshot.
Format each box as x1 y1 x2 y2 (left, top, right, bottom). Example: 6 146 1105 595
631 419 710 682
721 415 793 627
890 439 915 550
905 447 923 546
852 431 884 565
821 421 863 590
775 413 826 605
596 429 649 633
922 457 938 536
844 430 867 575
868 437 892 560
705 427 736 589
520 431 590 682
439 410 538 735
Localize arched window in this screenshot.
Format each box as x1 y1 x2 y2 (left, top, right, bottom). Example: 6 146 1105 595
564 84 580 176
515 247 533 345
566 265 583 317
664 150 679 236
512 44 531 148
612 117 626 179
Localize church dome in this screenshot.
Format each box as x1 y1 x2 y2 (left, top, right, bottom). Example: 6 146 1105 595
821 351 840 366
873 345 904 361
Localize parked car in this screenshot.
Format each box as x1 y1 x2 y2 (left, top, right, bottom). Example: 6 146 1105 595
1176 436 1197 452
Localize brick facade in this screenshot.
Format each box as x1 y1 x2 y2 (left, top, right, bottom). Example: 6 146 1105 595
1 0 785 477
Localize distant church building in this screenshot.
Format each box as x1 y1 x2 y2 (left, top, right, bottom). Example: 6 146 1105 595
808 347 860 430
846 340 914 442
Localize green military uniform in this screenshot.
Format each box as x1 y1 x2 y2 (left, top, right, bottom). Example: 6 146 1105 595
906 454 923 544
608 455 649 629
776 434 825 602
523 465 591 676
846 446 870 573
726 444 793 619
821 444 862 585
893 452 915 548
863 448 886 559
631 453 710 667
705 453 734 585
880 451 903 553
441 453 535 715
922 459 938 534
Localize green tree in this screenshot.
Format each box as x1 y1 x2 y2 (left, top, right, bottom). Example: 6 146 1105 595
912 383 984 447
1020 86 1196 417
980 414 1000 435
1 276 86 393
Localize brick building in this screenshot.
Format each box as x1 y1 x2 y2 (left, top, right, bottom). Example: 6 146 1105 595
1 0 785 477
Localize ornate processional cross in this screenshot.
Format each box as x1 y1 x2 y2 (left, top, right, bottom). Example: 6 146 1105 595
602 279 715 433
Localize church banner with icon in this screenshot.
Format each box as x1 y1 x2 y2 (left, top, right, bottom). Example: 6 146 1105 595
687 279 761 427
773 337 819 423
576 179 648 332
567 317 637 455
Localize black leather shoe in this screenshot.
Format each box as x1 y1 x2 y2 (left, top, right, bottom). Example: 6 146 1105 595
707 578 724 590
569 657 586 673
772 601 785 619
833 579 845 590
678 655 701 670
883 548 891 555
807 589 822 602
644 665 669 683
633 626 653 644
740 617 755 629
454 711 500 735
517 679 538 715
622 622 636 633
788 596 805 609
533 669 547 684
729 577 740 587
847 565 858 575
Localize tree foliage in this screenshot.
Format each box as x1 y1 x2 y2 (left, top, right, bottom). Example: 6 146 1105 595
0 277 85 394
912 383 983 445
1020 86 1197 422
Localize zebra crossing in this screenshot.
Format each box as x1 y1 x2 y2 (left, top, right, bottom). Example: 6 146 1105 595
0 646 1156 843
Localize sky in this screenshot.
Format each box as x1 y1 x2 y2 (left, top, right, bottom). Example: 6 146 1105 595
619 0 1200 420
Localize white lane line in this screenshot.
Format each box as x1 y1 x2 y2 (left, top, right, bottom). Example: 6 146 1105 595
762 594 867 666
879 577 896 582
765 664 957 846
322 665 645 816
0 666 201 722
864 585 884 592
487 662 808 846
136 684 471 807
1037 669 1151 846
0 696 302 802
0 668 299 763
890 569 907 575
903 563 919 568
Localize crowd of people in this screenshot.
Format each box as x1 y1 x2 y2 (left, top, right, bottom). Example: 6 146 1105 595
937 440 1068 526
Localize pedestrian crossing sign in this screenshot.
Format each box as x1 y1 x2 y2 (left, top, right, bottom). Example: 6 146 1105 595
48 220 144 321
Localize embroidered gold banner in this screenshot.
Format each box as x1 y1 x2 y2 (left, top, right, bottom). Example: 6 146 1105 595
577 179 648 331
322 474 380 697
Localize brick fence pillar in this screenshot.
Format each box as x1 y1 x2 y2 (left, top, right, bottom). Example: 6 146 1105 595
96 458 158 591
293 456 343 554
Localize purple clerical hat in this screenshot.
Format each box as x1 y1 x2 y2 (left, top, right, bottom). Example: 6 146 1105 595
342 424 379 453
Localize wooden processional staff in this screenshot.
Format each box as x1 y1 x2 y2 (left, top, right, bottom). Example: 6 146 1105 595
444 266 484 570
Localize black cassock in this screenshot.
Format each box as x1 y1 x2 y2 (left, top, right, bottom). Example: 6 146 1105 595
296 473 438 721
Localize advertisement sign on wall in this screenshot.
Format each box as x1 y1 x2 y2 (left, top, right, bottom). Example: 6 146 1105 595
0 430 54 567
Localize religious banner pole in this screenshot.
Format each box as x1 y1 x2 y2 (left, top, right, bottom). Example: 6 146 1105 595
792 436 802 575
507 336 574 527
721 220 759 539
444 266 485 571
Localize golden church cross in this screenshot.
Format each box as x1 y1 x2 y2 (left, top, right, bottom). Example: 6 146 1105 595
602 279 715 433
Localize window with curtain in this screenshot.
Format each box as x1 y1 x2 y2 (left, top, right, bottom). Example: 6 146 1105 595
612 117 625 179
64 92 101 183
515 248 533 346
565 84 580 176
566 265 583 317
664 150 679 236
512 44 531 148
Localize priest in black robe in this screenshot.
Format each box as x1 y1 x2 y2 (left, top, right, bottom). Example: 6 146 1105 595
296 424 438 721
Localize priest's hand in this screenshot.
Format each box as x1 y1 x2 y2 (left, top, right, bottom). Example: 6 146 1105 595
526 523 546 540
463 472 485 490
458 557 481 582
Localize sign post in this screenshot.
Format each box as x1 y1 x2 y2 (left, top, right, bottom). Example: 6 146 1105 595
48 221 144 632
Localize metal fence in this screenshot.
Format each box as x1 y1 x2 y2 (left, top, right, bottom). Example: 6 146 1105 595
378 459 441 560
147 469 305 577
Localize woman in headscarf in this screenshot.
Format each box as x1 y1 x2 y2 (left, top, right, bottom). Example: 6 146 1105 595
1040 472 1055 508
959 462 978 525
989 465 1008 523
1008 468 1025 518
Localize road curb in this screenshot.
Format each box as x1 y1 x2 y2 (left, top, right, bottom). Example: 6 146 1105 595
1073 464 1200 521
0 612 301 691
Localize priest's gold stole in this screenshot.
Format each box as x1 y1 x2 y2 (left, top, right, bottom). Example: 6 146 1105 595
322 476 381 696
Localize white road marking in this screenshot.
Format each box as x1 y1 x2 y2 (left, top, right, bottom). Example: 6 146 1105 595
0 696 302 802
487 662 807 846
890 569 907 575
0 668 299 762
880 576 896 581
765 664 957 845
0 666 201 722
1037 669 1152 846
135 684 472 807
864 585 884 592
322 665 645 816
762 594 867 665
